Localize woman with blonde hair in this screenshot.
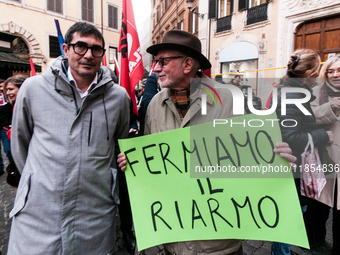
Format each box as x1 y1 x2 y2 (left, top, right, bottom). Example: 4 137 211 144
273 49 332 255
306 54 340 254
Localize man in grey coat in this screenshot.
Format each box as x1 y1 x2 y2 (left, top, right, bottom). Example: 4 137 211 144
8 22 129 255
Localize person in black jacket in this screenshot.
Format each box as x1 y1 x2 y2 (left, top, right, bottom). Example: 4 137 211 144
139 73 159 136
0 79 13 176
272 49 333 255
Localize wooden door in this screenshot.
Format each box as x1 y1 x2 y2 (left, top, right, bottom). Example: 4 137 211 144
295 16 340 61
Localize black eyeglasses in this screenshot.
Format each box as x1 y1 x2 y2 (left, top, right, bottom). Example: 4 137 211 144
154 56 184 68
68 42 106 58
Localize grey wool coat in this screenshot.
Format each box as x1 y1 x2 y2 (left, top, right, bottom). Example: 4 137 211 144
7 57 130 255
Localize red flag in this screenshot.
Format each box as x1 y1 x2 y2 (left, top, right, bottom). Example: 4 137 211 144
30 58 36 76
264 82 278 110
102 52 107 66
114 56 120 78
118 0 144 115
202 68 211 78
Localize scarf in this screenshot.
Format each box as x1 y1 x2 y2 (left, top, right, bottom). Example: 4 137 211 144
171 88 190 120
319 81 340 105
170 73 202 120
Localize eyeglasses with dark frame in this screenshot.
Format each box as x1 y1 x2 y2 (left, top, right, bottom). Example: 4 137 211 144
326 68 340 76
68 42 106 58
154 56 185 68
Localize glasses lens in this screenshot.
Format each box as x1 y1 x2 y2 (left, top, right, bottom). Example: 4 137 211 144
74 44 87 55
92 46 104 57
155 58 164 67
154 59 160 67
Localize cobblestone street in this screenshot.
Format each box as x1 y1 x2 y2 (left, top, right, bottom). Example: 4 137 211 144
0 172 334 255
0 172 16 255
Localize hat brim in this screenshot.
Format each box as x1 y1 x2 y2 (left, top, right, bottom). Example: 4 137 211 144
147 43 211 70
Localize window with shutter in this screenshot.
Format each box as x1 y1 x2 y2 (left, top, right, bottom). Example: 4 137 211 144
113 6 118 28
249 0 267 8
208 0 217 19
171 19 177 29
215 0 233 32
108 5 118 29
179 20 184 30
157 7 160 22
49 36 62 58
47 0 63 14
218 0 233 18
88 0 93 22
56 0 62 13
82 0 94 22
82 0 87 20
246 0 268 25
238 0 248 11
191 7 199 34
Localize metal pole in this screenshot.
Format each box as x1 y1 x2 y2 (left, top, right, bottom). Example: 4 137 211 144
101 0 104 35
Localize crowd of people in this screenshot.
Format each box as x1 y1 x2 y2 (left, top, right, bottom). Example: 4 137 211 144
1 21 339 255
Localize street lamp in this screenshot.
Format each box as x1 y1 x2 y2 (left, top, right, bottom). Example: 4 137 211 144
186 0 204 19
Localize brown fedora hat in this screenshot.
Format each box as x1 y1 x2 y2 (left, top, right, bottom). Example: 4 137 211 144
146 30 211 70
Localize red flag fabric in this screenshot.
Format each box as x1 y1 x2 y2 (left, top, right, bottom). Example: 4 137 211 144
118 0 144 116
30 58 36 76
202 68 211 78
102 53 107 66
264 82 278 110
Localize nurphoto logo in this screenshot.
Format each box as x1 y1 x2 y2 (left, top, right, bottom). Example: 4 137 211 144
201 84 312 117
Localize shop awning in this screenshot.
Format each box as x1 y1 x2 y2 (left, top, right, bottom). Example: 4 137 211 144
219 42 258 63
0 52 41 72
0 31 19 43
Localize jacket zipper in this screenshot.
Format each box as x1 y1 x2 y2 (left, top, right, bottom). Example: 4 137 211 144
88 111 92 146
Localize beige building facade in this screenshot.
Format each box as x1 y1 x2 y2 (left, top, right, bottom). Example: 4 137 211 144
0 0 121 77
201 0 340 102
149 0 340 102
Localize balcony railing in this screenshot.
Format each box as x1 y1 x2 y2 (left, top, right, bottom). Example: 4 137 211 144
216 15 232 33
247 3 268 25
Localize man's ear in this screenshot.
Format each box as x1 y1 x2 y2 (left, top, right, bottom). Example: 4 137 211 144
62 43 69 57
183 57 194 75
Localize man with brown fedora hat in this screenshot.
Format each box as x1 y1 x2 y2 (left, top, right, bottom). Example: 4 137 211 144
118 30 296 255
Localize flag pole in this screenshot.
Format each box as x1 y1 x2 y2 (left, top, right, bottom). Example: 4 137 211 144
118 0 144 116
54 19 65 56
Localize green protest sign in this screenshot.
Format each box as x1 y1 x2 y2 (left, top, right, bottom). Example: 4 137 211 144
118 113 309 251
